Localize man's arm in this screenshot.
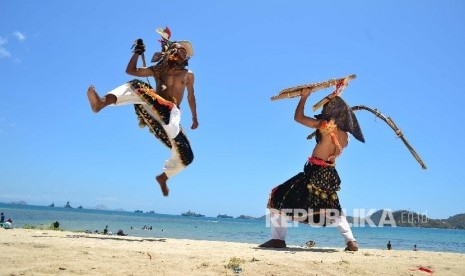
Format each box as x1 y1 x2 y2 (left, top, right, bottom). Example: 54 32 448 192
125 53 154 77
186 72 198 130
294 88 320 128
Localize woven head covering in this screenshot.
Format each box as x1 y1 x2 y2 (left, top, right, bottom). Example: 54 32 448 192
315 96 365 143
152 26 194 63
177 40 194 57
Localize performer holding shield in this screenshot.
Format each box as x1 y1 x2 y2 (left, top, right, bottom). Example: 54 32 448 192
87 27 198 197
261 74 425 251
260 87 365 251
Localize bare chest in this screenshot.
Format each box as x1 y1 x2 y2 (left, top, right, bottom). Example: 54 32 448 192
156 70 188 104
164 70 188 87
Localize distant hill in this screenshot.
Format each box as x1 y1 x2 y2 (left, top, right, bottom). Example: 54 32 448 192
441 213 465 229
365 210 465 230
94 205 108 210
236 215 257 219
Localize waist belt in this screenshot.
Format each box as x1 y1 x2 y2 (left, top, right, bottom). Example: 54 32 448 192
308 156 335 167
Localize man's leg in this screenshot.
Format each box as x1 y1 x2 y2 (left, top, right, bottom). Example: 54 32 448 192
156 173 169 197
156 146 186 197
271 212 288 240
87 82 146 113
162 105 181 139
334 215 359 251
155 149 189 197
137 102 193 197
259 212 287 248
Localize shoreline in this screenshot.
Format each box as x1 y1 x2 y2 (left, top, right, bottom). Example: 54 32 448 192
1 228 464 275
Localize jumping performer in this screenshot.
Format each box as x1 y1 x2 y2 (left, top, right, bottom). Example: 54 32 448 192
87 27 198 197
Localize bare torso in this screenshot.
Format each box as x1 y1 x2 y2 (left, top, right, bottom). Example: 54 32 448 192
154 68 191 105
311 129 348 161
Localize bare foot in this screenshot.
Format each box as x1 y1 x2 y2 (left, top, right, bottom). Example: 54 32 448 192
156 174 169 196
87 85 104 113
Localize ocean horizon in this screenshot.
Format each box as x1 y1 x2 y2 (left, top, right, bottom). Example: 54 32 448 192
1 202 464 254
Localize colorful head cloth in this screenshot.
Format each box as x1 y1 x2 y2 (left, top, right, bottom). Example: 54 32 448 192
315 96 365 143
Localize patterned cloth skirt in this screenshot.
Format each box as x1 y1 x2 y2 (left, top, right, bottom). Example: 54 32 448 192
129 79 194 167
267 161 342 225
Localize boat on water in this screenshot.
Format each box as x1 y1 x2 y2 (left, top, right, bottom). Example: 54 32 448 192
181 210 205 217
217 214 233 219
64 201 72 208
49 203 55 207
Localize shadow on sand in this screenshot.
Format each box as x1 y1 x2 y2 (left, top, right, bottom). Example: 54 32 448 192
253 246 339 253
65 234 166 243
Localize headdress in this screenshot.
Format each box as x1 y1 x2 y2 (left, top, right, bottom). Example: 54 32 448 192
156 26 171 41
315 96 365 143
151 26 194 63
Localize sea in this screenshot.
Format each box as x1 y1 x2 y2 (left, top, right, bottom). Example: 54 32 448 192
1 202 464 254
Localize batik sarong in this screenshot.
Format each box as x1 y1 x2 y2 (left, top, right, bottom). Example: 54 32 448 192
267 160 342 225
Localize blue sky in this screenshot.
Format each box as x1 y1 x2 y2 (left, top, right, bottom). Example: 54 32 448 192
1 0 464 219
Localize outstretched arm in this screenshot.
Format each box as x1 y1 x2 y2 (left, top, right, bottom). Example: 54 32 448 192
294 88 321 128
186 72 198 130
125 53 154 77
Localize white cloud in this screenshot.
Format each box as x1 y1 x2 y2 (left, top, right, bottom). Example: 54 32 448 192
0 36 10 58
0 47 11 58
0 32 26 59
13 31 26 42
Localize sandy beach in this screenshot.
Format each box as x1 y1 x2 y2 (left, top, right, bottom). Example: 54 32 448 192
1 228 464 276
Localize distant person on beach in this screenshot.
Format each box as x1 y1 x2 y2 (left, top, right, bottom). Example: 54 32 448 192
259 88 365 251
87 27 197 197
2 217 13 229
413 244 418 251
52 221 60 229
0 212 4 223
387 241 392 250
103 225 109 235
117 229 128 236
